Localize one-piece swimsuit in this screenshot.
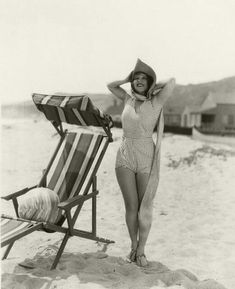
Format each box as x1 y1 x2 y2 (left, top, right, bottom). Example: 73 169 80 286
115 93 163 174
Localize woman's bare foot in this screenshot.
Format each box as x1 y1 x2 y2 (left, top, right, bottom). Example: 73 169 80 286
127 241 138 262
128 248 137 262
136 244 148 267
136 254 148 267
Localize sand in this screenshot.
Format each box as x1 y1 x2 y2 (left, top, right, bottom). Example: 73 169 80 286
1 118 235 289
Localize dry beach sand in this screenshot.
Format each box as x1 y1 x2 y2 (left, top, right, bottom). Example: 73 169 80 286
1 119 235 289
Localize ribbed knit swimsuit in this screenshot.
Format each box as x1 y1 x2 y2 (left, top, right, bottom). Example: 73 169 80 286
115 93 163 174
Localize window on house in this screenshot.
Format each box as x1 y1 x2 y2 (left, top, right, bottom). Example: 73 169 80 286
164 114 180 125
228 115 234 125
171 115 180 124
183 115 187 126
222 115 228 125
165 116 170 123
201 114 215 123
223 115 234 125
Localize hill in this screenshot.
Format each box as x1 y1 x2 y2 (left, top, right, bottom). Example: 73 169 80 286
1 76 235 119
166 76 235 109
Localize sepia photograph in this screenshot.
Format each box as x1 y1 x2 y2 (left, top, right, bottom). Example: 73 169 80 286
1 0 235 288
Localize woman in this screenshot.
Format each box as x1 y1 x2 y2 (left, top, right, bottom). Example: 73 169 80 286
107 59 175 267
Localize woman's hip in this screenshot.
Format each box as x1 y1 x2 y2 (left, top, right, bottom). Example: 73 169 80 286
115 138 154 173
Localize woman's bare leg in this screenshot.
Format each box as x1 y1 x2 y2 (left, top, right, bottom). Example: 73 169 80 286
136 172 150 266
116 167 139 254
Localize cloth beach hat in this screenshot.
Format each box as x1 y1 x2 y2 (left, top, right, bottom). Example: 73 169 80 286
130 58 157 98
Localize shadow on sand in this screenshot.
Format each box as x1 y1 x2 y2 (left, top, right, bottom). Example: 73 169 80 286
1 247 227 289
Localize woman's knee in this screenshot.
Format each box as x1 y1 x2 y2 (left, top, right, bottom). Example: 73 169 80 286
138 210 152 227
125 202 138 215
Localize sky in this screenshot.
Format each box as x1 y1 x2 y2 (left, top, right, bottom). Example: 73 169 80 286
1 0 235 104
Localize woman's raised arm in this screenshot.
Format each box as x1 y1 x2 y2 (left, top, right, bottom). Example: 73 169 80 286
107 74 131 100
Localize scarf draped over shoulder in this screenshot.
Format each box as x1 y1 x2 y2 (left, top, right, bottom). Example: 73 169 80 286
139 107 164 228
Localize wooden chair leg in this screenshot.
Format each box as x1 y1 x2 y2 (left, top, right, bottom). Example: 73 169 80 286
2 242 14 260
92 195 97 237
92 176 97 237
50 232 70 270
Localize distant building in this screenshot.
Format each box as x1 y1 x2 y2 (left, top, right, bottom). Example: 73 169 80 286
163 106 184 127
164 92 235 134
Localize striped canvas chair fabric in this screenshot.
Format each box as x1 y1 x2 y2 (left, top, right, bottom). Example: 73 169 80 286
1 216 42 248
46 131 107 223
32 93 112 128
47 132 105 199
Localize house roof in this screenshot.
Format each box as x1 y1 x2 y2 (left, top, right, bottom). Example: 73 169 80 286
164 86 235 116
164 86 207 115
185 104 203 113
209 92 235 104
187 92 235 113
164 105 185 115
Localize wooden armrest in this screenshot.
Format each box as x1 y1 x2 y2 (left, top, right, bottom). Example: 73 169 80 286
1 185 37 201
58 191 98 211
1 214 39 224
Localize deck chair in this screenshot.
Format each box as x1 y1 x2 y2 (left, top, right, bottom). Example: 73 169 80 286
1 93 114 269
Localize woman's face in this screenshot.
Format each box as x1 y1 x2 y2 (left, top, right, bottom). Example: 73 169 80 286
132 72 149 95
